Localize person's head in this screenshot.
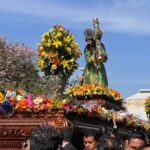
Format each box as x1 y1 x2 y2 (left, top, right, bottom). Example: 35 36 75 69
127 131 146 150
104 127 117 139
30 125 62 150
82 129 100 150
84 29 95 48
124 135 129 150
137 144 150 150
97 136 119 150
61 127 73 142
22 139 30 150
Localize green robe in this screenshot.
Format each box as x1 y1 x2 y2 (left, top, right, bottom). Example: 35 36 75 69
83 43 108 86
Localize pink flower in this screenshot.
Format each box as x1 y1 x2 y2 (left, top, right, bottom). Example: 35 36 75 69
63 103 73 112
8 99 16 106
26 94 33 106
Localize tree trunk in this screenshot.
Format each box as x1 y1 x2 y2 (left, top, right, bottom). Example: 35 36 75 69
46 72 67 98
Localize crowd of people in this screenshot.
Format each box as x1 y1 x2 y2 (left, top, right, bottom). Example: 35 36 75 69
22 124 150 150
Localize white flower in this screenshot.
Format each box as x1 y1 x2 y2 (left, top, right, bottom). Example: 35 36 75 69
16 95 22 101
33 97 43 105
5 91 16 99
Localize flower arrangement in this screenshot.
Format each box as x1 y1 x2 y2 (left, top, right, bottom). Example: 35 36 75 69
145 97 150 118
1 88 150 130
66 84 122 102
63 100 112 120
0 88 69 113
37 24 82 77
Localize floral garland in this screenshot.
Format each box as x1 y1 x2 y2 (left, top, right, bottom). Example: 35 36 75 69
0 88 113 121
145 97 150 118
0 88 69 113
63 100 112 120
0 88 150 130
66 84 122 102
37 24 82 77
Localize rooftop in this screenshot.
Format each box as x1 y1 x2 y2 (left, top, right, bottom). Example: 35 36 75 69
125 89 150 100
124 89 150 121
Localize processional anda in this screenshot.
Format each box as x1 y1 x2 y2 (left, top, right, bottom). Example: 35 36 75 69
0 18 147 150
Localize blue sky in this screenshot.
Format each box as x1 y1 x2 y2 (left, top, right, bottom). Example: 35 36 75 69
0 0 150 98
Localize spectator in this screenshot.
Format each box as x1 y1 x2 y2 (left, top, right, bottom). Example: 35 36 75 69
96 136 119 150
82 129 100 150
61 127 77 150
123 135 129 150
102 125 124 150
30 125 62 150
127 131 146 150
137 144 150 150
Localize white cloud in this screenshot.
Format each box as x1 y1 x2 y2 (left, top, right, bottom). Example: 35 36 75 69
0 0 150 34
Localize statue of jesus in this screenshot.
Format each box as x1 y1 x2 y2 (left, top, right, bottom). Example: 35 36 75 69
82 18 108 86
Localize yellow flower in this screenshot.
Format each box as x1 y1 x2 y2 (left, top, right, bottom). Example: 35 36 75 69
61 60 69 68
0 92 4 102
41 51 46 57
145 123 150 130
39 46 44 51
42 32 50 38
53 39 62 48
58 27 64 32
55 24 64 32
87 89 91 95
51 64 57 70
46 39 52 47
93 90 97 95
56 102 63 109
101 107 109 114
41 38 47 44
71 42 79 49
66 88 71 95
69 58 75 63
56 32 62 38
50 28 55 33
38 59 45 68
67 47 71 53
69 34 75 40
64 36 71 43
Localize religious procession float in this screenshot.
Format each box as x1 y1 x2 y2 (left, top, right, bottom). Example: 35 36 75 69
0 18 150 150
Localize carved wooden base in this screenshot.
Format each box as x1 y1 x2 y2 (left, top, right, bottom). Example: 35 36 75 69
0 110 71 150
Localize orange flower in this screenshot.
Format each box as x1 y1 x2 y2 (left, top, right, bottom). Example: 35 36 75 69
0 92 4 103
15 99 30 112
16 89 26 95
45 103 53 109
83 84 91 90
46 52 55 58
66 84 122 102
51 57 60 65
